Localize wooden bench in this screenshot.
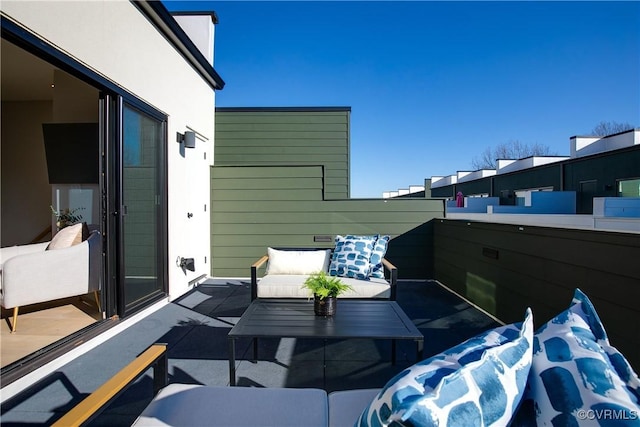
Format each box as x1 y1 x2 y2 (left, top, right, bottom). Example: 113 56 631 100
52 343 168 427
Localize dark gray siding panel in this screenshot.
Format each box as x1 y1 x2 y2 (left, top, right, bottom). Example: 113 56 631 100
434 219 640 369
455 178 492 197
215 109 350 199
431 146 640 210
564 147 640 213
493 164 561 193
211 166 444 279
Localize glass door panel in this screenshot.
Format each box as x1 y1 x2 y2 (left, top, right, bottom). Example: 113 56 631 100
122 105 164 309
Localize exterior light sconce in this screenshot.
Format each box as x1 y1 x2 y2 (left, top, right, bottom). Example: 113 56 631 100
176 131 196 149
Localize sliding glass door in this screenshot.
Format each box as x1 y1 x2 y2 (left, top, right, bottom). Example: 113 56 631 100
118 102 167 313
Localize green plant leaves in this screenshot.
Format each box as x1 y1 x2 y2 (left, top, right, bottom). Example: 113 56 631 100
302 271 353 299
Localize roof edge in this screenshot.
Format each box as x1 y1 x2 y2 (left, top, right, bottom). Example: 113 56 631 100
170 10 219 24
133 0 224 90
570 127 638 139
216 106 352 112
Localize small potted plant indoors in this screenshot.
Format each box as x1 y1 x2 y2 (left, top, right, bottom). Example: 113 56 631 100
302 271 353 316
50 205 84 230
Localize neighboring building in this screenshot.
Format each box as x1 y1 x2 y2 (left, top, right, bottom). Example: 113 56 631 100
383 183 428 199
387 129 640 214
1 1 223 394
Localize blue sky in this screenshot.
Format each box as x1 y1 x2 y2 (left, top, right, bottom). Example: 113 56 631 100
164 1 639 198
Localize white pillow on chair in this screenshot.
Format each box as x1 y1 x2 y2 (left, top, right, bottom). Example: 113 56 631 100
265 248 331 275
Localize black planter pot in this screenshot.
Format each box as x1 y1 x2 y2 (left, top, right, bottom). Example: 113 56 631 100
314 295 337 316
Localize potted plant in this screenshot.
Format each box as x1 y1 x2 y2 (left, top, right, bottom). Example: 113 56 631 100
302 271 353 316
50 205 84 230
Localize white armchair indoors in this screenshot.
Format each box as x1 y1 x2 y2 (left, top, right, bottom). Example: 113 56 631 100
0 223 101 332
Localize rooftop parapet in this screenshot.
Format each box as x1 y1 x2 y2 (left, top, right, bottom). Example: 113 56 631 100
571 128 639 158
495 156 569 175
431 174 458 189
457 169 496 183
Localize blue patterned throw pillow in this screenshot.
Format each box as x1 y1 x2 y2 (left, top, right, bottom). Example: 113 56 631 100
513 289 640 426
368 235 390 279
329 235 376 280
357 308 534 426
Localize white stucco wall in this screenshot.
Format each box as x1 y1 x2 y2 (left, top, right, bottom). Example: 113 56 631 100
2 1 216 300
173 15 215 64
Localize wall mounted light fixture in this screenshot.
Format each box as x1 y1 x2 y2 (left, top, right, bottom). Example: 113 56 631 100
176 131 196 149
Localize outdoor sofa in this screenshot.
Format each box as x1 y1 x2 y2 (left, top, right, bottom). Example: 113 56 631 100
53 289 640 426
251 235 398 301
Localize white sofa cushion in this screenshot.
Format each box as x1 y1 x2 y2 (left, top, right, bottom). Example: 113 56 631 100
265 248 331 275
258 274 391 299
133 384 328 427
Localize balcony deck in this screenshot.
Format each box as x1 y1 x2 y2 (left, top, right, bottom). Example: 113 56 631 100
0 278 501 425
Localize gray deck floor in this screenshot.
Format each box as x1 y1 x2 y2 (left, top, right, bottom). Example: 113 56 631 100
0 279 500 426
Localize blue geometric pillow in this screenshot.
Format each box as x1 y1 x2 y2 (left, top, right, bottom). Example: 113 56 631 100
329 235 376 280
368 235 389 279
357 308 534 426
514 289 640 426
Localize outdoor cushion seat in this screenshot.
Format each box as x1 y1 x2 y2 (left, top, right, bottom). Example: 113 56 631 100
132 384 330 427
256 274 392 299
328 389 381 427
251 244 398 301
132 384 381 427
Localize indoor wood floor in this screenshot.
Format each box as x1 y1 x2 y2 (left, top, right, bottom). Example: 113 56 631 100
1 295 102 368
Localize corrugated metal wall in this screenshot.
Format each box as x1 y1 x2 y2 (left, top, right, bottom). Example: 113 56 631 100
434 218 640 369
215 107 351 199
211 165 443 279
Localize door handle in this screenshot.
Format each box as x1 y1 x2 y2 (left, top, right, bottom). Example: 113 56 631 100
112 206 127 216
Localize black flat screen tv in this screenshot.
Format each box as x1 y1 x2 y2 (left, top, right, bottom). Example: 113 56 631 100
42 123 99 184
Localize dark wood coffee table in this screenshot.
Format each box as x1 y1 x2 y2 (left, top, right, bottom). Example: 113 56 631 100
228 299 424 386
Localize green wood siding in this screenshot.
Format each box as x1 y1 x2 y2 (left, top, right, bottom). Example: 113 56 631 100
215 108 350 199
211 165 444 279
434 218 640 369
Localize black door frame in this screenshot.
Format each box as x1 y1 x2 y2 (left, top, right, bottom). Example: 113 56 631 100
115 100 169 316
1 16 168 322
